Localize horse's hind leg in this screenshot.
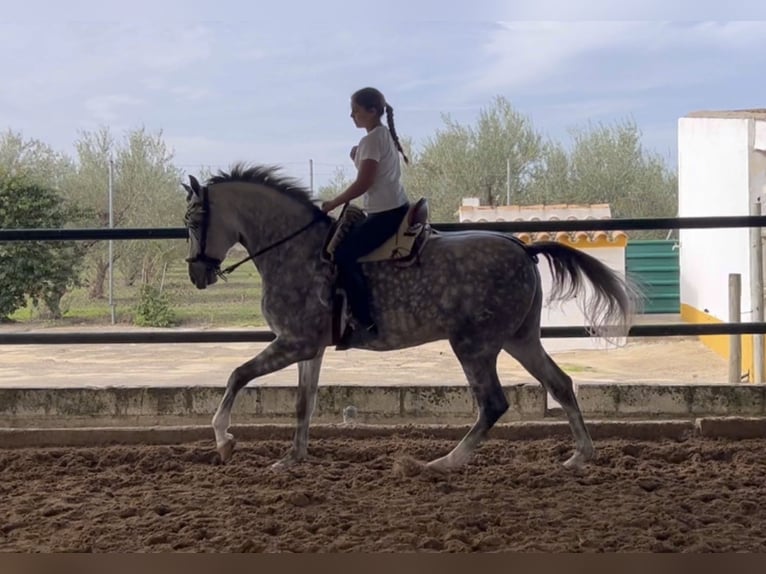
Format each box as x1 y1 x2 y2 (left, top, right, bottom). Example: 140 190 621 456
427 336 507 472
503 335 594 470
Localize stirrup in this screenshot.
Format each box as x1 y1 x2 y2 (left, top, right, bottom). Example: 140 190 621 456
335 324 355 351
335 320 377 351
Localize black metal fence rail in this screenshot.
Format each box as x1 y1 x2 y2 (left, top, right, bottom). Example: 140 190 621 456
1 322 765 346
3 214 766 242
1 214 764 344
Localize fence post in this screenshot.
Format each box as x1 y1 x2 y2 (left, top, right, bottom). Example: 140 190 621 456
729 273 742 383
750 198 764 383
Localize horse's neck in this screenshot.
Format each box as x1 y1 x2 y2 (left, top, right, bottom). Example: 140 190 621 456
232 191 328 282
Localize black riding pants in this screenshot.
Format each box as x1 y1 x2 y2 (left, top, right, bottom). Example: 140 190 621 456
334 202 409 325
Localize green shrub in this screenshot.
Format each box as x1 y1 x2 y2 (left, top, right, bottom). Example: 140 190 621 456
133 284 176 327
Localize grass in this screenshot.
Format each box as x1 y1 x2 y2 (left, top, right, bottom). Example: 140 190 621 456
9 259 268 328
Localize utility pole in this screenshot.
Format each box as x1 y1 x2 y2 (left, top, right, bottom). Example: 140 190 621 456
750 197 764 382
309 159 314 194
108 157 115 325
506 157 511 205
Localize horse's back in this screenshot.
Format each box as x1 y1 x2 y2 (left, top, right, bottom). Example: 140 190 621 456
426 228 531 263
371 227 538 291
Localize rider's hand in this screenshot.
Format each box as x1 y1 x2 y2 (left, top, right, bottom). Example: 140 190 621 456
321 201 335 213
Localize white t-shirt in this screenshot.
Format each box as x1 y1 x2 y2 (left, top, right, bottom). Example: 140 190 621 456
353 125 408 213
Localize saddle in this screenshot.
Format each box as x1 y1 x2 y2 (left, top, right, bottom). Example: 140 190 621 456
321 198 434 348
323 197 433 266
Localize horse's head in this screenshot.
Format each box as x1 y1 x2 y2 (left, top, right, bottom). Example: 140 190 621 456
182 175 238 289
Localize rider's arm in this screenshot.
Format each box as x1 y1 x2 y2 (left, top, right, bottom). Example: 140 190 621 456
323 159 378 211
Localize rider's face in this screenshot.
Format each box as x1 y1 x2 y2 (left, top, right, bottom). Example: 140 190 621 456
350 101 378 131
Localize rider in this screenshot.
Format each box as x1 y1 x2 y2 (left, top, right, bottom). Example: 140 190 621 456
321 87 411 342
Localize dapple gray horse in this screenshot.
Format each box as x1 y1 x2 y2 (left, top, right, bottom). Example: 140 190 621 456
183 163 639 472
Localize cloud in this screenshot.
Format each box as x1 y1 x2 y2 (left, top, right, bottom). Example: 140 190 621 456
5 0 224 23
456 20 766 102
84 95 146 123
2 12 763 194
167 86 212 102
679 20 766 50
537 97 648 126
235 48 268 62
466 21 641 94
5 0 511 25
499 0 766 19
0 22 212 107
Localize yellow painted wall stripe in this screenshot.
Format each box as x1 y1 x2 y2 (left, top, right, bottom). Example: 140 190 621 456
680 303 758 379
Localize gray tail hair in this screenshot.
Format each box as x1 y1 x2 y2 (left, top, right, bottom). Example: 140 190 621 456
525 241 644 342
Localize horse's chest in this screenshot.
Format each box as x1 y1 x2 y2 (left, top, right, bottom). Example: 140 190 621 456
261 286 315 325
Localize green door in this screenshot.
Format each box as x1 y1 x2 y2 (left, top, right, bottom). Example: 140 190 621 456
625 240 680 314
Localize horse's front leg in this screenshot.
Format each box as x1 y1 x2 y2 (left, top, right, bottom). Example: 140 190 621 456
271 347 326 469
212 337 318 463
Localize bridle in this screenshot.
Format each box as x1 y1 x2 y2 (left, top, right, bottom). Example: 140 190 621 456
184 184 325 281
184 185 221 269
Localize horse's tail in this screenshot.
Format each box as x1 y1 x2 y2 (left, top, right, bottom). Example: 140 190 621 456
525 241 643 340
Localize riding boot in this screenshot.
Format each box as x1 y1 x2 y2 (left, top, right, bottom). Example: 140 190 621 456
341 264 376 331
336 265 377 350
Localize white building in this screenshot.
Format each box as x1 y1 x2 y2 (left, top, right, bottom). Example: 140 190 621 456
458 199 629 352
678 109 766 376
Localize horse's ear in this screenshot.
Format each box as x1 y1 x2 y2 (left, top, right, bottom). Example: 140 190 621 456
181 182 193 201
188 175 202 196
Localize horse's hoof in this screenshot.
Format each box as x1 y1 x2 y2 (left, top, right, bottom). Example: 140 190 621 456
270 451 303 470
217 437 236 464
424 458 451 474
562 451 587 470
393 455 430 477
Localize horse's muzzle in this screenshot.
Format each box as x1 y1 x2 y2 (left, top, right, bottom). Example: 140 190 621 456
188 259 220 289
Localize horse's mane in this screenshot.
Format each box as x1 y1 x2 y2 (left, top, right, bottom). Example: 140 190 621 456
206 162 323 215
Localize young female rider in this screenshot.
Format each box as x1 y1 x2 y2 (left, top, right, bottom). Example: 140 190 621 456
321 87 410 341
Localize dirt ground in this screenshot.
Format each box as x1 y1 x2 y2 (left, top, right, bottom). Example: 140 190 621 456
0 436 766 552
1 434 765 552
0 322 731 387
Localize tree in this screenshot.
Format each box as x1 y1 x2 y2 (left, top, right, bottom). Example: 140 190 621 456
524 140 572 206
399 98 676 235
530 119 678 238
0 130 89 317
0 129 74 191
402 96 545 222
316 166 355 203
111 128 186 287
60 127 114 298
62 126 186 298
0 171 86 321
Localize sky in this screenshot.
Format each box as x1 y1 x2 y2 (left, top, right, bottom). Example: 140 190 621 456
2 1 766 191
